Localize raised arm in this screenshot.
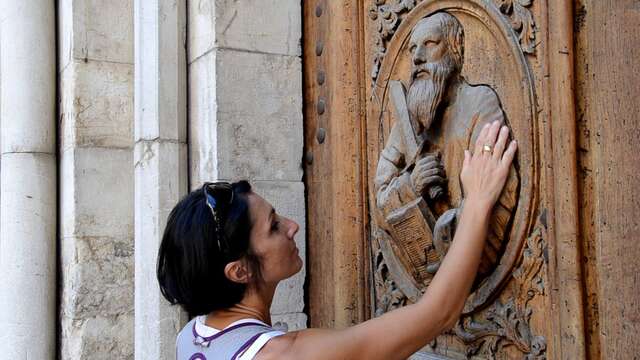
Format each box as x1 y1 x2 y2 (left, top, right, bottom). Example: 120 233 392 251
258 121 517 360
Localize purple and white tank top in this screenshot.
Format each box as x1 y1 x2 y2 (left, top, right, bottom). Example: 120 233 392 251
176 316 285 360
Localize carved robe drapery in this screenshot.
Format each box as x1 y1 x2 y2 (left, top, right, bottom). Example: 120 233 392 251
375 77 520 278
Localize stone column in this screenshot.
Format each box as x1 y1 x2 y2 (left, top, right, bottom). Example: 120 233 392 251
188 0 306 330
0 1 57 358
134 0 188 358
58 0 135 358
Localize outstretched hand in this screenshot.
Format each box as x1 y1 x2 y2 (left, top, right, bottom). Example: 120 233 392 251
460 120 517 210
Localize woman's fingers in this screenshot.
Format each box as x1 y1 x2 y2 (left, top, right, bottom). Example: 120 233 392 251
484 121 502 150
501 140 518 167
492 126 510 160
474 123 491 156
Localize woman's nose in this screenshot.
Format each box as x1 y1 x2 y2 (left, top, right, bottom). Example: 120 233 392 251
287 218 299 238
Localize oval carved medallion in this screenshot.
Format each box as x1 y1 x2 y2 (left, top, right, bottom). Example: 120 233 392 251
368 0 538 315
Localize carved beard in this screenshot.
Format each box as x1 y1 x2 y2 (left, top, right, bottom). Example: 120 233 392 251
407 55 456 131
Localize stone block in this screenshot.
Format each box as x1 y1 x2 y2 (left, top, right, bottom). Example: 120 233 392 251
61 147 134 239
60 0 134 64
252 181 306 315
272 313 308 332
60 151 134 357
135 0 187 142
134 140 189 235
60 235 134 319
134 139 189 359
216 49 303 181
61 60 134 150
189 49 303 185
188 50 218 188
61 313 134 360
188 0 301 63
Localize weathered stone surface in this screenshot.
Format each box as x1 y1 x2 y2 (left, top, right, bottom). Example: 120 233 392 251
134 0 187 142
0 153 57 359
188 0 301 63
61 147 134 239
60 146 134 359
134 2 189 357
134 140 189 359
60 60 134 151
216 50 302 181
60 235 134 318
59 0 133 68
188 50 219 187
1 1 56 154
272 313 308 332
253 181 306 315
61 313 134 360
190 49 303 184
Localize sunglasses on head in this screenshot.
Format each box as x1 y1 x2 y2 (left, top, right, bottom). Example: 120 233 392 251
203 182 234 251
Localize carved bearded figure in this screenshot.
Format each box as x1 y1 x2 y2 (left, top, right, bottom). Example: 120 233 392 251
375 12 519 286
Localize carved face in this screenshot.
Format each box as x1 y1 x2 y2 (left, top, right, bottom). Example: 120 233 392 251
407 17 458 130
409 18 450 81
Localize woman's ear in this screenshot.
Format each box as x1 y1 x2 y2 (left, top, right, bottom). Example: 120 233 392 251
224 260 251 284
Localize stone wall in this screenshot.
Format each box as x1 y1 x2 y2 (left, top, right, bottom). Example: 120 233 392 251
188 0 307 331
0 1 305 358
58 0 135 358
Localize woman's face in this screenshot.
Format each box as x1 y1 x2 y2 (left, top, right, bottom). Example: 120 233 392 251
247 193 302 284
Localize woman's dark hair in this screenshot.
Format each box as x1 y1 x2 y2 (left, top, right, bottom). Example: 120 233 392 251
157 180 260 316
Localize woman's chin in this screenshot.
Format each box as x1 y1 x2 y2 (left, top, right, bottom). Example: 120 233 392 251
288 254 304 277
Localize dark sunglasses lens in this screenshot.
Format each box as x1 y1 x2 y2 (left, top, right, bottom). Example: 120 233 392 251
205 183 233 208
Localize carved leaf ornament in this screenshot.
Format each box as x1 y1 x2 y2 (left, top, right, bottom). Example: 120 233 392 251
454 225 547 358
369 0 536 85
369 0 418 81
495 0 537 53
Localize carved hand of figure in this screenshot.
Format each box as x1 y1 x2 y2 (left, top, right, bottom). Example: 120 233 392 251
460 120 517 210
410 152 446 198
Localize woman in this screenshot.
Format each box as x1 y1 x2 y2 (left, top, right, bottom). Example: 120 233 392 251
157 120 517 360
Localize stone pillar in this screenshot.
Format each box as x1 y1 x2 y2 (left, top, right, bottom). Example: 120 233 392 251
0 1 57 358
188 0 306 330
58 0 135 358
134 0 188 358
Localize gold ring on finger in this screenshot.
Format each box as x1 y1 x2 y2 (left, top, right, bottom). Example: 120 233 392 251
482 144 493 154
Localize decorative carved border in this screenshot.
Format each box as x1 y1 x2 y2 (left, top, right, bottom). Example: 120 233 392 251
368 0 536 86
374 217 547 359
453 221 547 359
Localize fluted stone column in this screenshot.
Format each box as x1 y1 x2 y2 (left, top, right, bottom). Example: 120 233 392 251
0 1 57 358
134 0 189 358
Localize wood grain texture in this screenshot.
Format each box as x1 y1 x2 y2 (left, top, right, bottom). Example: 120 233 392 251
545 1 588 359
303 0 370 328
574 0 640 357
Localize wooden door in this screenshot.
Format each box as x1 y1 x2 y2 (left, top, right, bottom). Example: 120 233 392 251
304 1 639 358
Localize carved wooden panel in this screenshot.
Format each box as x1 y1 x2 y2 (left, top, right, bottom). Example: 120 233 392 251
365 2 546 357
304 0 587 358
